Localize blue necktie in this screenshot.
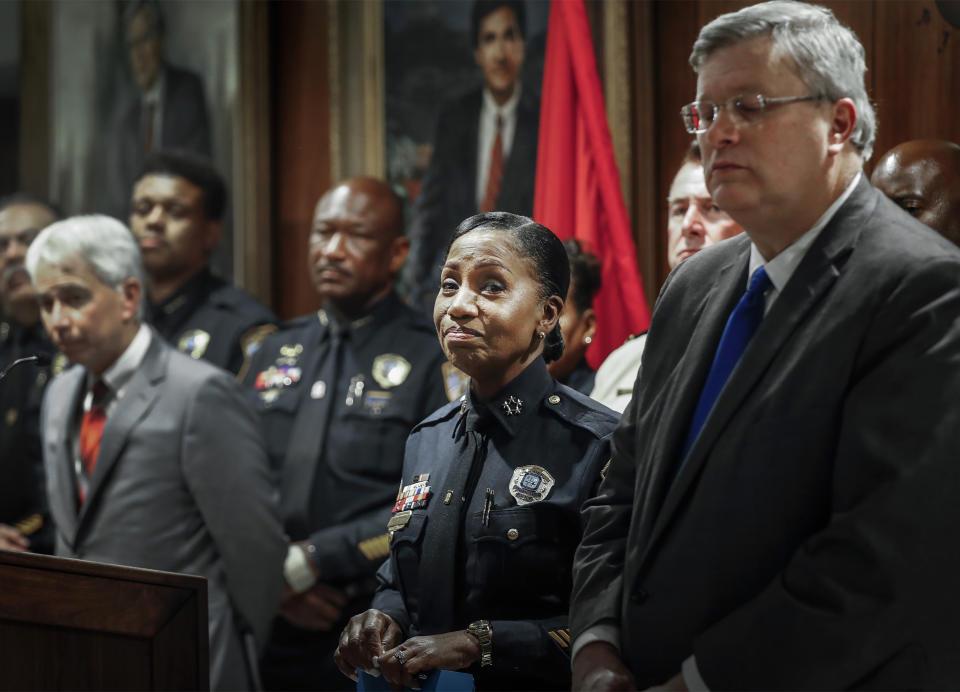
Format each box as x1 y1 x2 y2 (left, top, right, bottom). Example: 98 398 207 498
681 265 772 459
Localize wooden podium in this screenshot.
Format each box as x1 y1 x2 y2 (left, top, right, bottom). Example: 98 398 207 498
0 550 208 690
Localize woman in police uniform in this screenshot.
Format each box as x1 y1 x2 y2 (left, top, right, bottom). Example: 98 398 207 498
334 212 619 690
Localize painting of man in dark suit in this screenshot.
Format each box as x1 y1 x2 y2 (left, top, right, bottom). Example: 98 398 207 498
398 1 543 310
114 0 210 216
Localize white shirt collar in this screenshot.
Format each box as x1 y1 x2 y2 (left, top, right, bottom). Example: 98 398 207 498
481 83 522 119
748 171 862 298
87 323 152 398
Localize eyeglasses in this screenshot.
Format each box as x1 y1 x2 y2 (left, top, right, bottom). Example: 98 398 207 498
0 228 41 254
680 94 823 134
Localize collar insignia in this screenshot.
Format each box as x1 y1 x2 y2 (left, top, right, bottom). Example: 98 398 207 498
502 395 523 416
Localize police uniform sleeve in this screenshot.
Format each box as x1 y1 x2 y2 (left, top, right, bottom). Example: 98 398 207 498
371 555 413 636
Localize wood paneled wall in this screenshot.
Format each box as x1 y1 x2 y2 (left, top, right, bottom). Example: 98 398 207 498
269 1 959 318
271 0 332 319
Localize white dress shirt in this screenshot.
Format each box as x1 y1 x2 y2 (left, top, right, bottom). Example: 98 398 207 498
475 84 522 209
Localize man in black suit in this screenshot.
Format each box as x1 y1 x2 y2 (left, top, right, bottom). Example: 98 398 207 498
571 3 960 690
404 0 539 310
115 0 211 216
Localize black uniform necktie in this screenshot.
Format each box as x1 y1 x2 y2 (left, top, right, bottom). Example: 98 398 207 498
416 404 493 634
281 323 348 539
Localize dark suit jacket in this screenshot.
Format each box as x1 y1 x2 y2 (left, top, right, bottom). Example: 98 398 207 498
115 64 211 214
571 177 960 689
405 86 540 308
42 330 286 690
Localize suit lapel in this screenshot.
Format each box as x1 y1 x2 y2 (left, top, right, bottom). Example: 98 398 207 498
77 336 167 532
630 249 748 548
49 367 86 547
642 177 876 564
498 93 537 208
459 90 483 212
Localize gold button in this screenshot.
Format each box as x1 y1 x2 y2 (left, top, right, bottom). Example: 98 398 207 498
548 395 560 404
506 528 519 540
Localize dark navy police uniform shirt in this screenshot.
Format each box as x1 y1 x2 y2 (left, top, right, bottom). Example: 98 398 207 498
149 268 277 375
373 357 619 690
244 291 455 587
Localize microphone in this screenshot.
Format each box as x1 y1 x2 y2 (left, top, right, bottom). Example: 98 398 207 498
0 353 52 383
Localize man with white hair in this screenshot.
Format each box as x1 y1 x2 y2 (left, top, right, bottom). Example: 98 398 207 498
571 3 960 689
27 215 286 690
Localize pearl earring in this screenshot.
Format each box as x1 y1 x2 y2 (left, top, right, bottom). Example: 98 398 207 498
585 336 593 344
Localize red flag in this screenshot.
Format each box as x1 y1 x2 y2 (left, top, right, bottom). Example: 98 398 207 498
534 0 650 368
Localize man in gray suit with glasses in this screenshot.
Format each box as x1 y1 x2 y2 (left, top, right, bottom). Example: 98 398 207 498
27 214 286 691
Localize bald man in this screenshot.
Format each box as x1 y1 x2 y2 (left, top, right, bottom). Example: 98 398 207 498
871 139 960 246
0 194 59 554
243 178 454 689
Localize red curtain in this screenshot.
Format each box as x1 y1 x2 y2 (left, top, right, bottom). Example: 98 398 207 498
534 0 650 367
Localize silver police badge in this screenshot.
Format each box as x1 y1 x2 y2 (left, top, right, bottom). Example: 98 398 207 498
372 354 411 389
509 465 556 505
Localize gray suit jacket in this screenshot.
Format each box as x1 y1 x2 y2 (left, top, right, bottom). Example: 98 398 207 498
571 178 960 689
42 330 286 690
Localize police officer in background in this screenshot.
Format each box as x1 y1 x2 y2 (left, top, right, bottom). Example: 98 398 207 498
0 194 59 554
129 150 276 375
244 177 455 690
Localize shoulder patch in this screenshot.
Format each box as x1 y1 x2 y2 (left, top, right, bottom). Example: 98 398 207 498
237 323 278 382
441 362 470 402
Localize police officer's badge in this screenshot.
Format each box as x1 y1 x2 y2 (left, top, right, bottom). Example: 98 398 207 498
372 354 411 389
509 465 556 505
178 329 211 359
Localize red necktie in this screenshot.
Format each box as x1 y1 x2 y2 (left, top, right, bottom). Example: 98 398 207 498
78 380 109 504
481 115 504 213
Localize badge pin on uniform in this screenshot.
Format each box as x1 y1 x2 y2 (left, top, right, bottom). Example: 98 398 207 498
509 465 556 505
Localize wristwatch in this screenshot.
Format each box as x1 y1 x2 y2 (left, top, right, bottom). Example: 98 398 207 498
467 619 493 667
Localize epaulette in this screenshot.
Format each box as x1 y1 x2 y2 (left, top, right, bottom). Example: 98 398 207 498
410 398 462 433
542 385 619 439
